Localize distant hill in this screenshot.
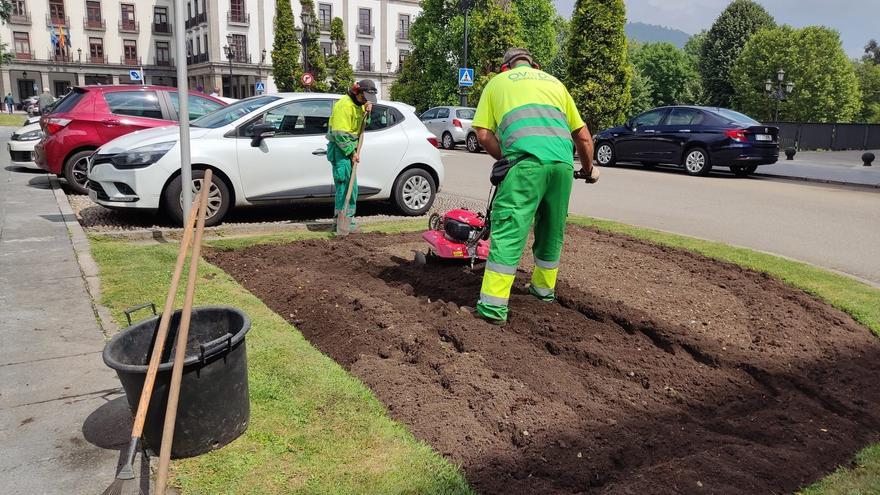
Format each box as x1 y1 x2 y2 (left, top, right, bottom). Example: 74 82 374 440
625 22 690 48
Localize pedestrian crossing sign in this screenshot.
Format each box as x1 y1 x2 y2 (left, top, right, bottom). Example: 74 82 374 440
458 68 474 87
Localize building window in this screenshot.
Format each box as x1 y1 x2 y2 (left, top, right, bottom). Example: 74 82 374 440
398 14 410 40
230 0 245 22
154 6 169 32
398 49 409 72
13 32 30 58
231 34 247 62
49 0 65 22
121 4 135 29
89 37 104 63
358 45 371 71
202 34 207 54
358 8 371 35
195 36 201 55
12 0 26 16
320 42 332 59
156 41 170 66
123 40 137 64
318 3 331 30
187 1 191 19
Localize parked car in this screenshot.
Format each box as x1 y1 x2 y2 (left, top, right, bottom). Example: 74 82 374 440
34 85 227 194
87 94 444 227
592 106 779 177
420 106 476 150
7 121 43 169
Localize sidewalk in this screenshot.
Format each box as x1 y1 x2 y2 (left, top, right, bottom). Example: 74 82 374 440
0 129 143 494
757 149 880 187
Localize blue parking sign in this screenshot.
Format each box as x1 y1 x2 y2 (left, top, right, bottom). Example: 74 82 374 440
255 81 265 93
458 68 474 87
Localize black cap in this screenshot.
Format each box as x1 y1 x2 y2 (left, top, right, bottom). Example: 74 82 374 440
502 48 534 68
357 79 378 102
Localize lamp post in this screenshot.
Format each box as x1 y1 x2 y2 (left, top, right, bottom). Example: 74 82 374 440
765 68 795 123
459 0 474 106
223 34 235 98
259 49 266 95
301 10 314 78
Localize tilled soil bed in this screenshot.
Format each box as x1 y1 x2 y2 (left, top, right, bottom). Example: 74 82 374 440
206 226 880 494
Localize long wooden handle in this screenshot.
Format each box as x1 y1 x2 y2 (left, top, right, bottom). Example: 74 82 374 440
337 114 369 233
129 195 201 439
155 170 213 494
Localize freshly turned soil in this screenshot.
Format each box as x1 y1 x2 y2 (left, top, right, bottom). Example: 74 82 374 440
206 227 880 495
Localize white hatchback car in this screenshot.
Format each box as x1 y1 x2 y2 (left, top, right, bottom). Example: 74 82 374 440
7 118 44 169
87 93 444 226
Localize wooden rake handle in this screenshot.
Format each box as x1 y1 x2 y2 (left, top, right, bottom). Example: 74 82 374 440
154 169 213 494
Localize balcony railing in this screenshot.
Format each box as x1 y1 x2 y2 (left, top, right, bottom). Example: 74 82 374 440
154 57 174 67
228 11 249 25
318 19 331 31
185 12 207 29
119 20 139 33
152 22 172 34
14 51 35 60
356 61 374 72
89 54 109 64
84 17 105 30
396 29 410 41
227 53 252 64
49 49 73 63
10 11 32 25
187 53 209 64
46 14 70 27
356 24 374 37
122 56 142 66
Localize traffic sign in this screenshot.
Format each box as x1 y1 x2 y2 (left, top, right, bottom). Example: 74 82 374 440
255 81 265 94
129 69 143 81
301 72 314 87
458 68 474 87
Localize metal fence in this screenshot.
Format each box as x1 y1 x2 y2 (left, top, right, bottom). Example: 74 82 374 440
769 122 880 151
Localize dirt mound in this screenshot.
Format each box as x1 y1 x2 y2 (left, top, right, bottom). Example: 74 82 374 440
206 227 880 494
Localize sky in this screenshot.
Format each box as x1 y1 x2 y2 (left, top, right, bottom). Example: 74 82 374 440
553 0 876 58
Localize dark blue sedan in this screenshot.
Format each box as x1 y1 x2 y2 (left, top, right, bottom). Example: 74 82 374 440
593 106 779 177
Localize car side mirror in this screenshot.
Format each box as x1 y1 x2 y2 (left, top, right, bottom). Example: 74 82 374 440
625 120 634 130
250 123 276 147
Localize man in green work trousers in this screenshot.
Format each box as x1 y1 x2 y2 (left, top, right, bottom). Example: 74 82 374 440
473 48 599 324
326 79 377 232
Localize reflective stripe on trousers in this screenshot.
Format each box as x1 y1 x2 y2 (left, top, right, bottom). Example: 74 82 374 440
531 256 559 299
479 263 517 307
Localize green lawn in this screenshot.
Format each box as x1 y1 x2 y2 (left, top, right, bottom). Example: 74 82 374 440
0 114 26 127
89 215 880 494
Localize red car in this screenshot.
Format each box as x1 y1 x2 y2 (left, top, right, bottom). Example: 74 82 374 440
35 85 226 194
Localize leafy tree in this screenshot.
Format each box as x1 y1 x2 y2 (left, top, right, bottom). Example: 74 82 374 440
514 0 557 68
545 15 569 79
730 26 861 123
271 0 301 92
700 0 775 107
682 32 708 104
854 60 880 123
566 0 631 131
327 17 354 93
630 42 700 106
294 0 329 92
865 39 880 64
627 65 655 117
0 0 12 67
468 0 524 104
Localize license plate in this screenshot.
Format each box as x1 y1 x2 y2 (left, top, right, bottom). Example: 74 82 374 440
755 134 772 141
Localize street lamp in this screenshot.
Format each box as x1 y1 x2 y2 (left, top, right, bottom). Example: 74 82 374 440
301 10 314 75
259 49 266 94
459 0 474 106
223 34 235 97
765 68 794 122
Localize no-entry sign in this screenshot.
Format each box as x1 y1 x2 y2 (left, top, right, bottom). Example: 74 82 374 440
301 72 314 87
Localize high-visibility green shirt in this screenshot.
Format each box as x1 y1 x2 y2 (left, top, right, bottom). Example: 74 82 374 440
472 65 585 165
327 95 367 156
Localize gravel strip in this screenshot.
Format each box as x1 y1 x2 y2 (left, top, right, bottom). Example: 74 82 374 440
69 190 487 238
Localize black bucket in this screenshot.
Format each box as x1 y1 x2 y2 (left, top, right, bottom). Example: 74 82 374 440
103 306 251 459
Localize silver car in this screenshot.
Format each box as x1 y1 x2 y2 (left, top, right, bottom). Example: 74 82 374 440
420 106 477 150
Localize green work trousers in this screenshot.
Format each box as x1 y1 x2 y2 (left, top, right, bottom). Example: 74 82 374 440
327 142 357 230
477 157 574 321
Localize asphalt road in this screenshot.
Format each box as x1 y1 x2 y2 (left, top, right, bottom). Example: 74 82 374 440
439 149 880 286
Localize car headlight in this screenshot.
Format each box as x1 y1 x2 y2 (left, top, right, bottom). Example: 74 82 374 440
109 141 176 169
17 129 43 141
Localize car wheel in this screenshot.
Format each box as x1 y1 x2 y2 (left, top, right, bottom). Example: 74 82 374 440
393 168 436 216
731 164 758 177
683 147 712 176
595 142 616 167
441 132 455 150
63 150 94 195
466 133 481 153
162 169 230 227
